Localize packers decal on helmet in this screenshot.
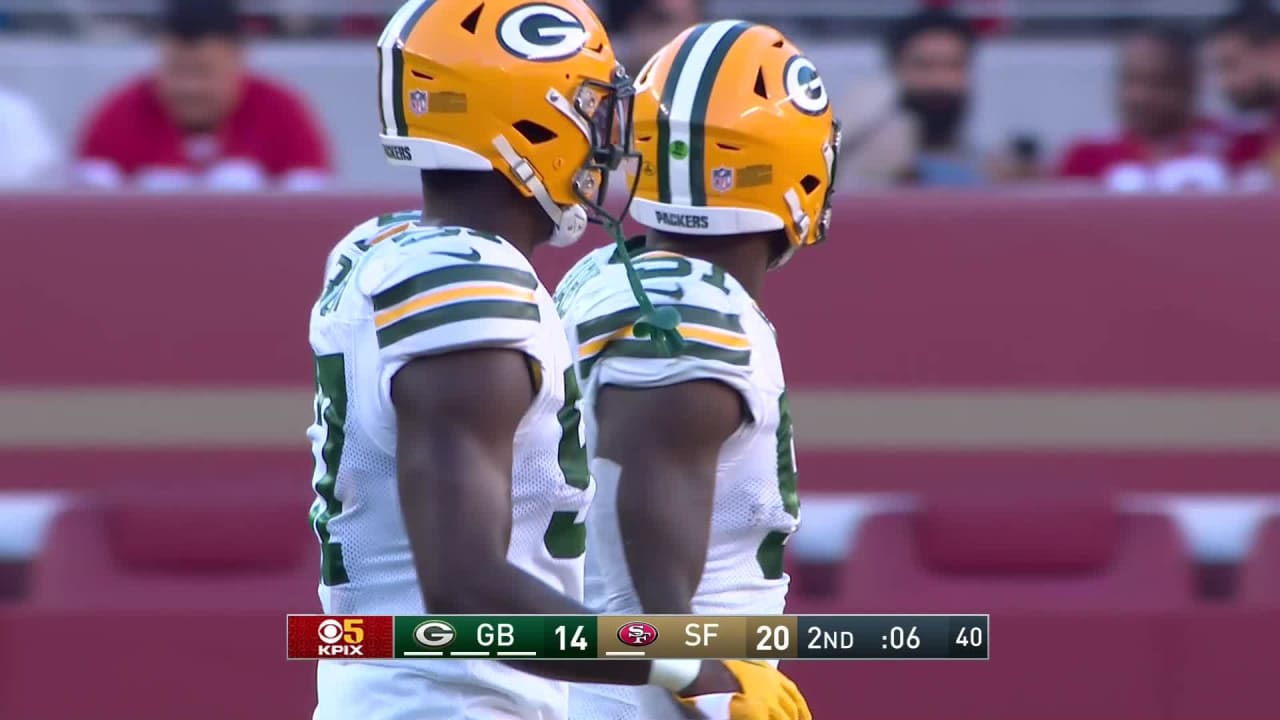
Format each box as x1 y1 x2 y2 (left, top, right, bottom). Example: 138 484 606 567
784 56 829 116
497 3 589 62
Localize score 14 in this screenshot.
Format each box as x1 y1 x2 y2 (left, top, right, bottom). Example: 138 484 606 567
554 624 589 652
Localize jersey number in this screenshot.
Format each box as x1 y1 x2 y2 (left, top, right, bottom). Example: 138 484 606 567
757 391 800 579
310 353 350 586
546 367 591 558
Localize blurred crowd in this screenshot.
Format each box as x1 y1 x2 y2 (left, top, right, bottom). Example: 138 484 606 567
839 4 1280 191
2 0 1280 193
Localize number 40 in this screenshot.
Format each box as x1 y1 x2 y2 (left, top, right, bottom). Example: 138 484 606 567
555 625 589 651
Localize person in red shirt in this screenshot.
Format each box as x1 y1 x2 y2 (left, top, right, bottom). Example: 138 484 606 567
1058 27 1240 193
75 0 332 192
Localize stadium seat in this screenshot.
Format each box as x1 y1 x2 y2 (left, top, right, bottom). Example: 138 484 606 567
1239 515 1280 605
27 497 318 611
822 494 1194 612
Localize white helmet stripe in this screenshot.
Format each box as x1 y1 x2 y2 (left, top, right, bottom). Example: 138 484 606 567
378 0 431 135
663 20 746 206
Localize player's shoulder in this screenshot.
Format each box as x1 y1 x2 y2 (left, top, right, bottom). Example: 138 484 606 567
344 221 544 355
569 249 754 374
566 247 750 316
554 239 640 317
353 221 539 300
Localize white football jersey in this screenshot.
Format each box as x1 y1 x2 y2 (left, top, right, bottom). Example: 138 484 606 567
556 244 800 720
308 212 593 720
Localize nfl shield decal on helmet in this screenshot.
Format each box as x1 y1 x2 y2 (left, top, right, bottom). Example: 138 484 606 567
409 90 428 116
712 167 735 193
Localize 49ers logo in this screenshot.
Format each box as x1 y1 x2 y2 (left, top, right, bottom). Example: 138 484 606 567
498 4 588 62
617 621 659 647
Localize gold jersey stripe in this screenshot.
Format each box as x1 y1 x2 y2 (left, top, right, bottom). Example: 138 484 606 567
375 283 536 329
579 321 749 359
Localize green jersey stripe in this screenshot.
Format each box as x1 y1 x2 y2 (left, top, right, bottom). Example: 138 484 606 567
373 264 539 311
580 337 750 377
688 22 751 205
577 304 745 341
758 390 801 579
311 353 350 586
377 299 541 348
657 24 709 204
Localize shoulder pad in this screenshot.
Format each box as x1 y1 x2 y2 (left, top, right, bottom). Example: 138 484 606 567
571 252 751 378
356 226 541 353
555 243 622 317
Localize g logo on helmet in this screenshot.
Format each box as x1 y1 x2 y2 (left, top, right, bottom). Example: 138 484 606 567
784 56 829 116
498 3 588 62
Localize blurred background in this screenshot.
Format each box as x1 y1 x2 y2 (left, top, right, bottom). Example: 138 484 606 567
1 0 1279 718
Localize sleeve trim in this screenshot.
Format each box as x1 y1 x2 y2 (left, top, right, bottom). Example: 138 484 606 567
376 299 540 348
579 337 751 378
372 263 538 311
575 303 745 343
375 283 536 328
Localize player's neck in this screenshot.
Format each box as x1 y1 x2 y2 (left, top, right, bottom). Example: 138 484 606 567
419 172 547 260
646 231 772 301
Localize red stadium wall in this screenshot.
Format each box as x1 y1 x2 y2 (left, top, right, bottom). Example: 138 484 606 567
2 193 1279 719
7 190 1280 491
2 193 1279 496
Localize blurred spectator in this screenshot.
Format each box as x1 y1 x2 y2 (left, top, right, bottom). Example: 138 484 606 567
987 133 1046 184
74 0 331 192
842 8 986 188
1207 10 1280 189
1059 27 1241 193
1206 9 1276 129
595 0 704 74
0 85 60 188
834 75 918 189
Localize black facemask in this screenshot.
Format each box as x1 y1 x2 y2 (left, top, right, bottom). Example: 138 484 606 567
901 91 968 148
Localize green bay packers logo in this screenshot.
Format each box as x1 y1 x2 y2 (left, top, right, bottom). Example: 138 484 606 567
784 56 828 116
498 3 588 62
413 620 456 649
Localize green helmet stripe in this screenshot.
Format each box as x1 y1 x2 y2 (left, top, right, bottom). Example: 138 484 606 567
657 24 708 204
379 0 435 136
687 22 751 206
655 20 752 207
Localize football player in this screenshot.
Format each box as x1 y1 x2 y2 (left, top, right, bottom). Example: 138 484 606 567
308 1 811 719
557 20 840 720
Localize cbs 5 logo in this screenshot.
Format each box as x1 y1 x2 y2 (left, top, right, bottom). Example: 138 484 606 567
317 618 365 655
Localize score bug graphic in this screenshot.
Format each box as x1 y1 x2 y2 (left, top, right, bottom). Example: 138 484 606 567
617 621 659 648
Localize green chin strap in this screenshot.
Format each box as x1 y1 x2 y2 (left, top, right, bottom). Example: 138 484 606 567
602 219 685 357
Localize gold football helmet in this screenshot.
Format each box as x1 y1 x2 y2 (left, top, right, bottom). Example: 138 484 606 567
377 0 635 246
628 21 840 266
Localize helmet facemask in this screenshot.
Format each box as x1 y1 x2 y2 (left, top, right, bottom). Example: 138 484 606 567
571 66 641 231
494 64 639 248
